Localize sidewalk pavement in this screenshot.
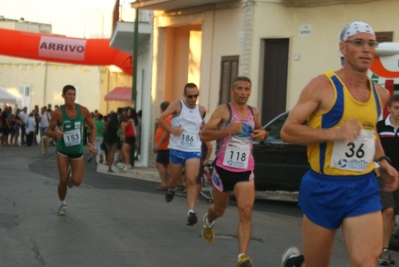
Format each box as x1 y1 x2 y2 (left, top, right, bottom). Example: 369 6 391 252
96 160 161 184
95 159 299 202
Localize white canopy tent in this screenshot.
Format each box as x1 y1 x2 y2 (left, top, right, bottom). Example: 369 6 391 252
0 87 21 105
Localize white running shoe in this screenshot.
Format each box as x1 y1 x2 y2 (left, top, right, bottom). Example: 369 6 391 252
281 247 300 267
57 204 67 216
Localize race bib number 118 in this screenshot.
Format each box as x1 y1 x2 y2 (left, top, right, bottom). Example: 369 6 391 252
222 143 250 169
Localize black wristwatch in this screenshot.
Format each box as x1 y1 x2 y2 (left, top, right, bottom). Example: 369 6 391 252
376 156 392 165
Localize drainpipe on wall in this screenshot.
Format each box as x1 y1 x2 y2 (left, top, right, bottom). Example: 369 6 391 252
207 9 215 114
130 8 139 167
132 8 139 105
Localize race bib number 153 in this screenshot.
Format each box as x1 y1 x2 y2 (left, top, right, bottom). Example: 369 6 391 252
63 129 81 147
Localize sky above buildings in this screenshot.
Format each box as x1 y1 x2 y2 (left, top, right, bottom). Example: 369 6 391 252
0 0 133 38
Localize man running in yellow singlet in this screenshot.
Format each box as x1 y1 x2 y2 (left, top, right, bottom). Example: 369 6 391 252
280 22 399 267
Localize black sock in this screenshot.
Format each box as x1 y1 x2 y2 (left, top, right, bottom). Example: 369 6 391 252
286 255 304 267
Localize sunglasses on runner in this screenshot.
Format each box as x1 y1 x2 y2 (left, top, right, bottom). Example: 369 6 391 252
186 94 199 99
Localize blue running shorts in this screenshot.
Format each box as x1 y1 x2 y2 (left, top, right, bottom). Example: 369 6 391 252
169 149 201 165
298 170 382 230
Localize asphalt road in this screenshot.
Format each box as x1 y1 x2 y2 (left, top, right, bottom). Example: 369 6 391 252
0 145 393 267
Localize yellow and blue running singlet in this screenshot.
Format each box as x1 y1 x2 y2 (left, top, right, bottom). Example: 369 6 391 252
307 71 382 176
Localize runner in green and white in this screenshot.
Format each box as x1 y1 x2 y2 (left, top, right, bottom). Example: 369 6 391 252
46 85 96 216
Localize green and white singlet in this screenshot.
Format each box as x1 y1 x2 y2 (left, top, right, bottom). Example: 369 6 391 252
56 104 85 154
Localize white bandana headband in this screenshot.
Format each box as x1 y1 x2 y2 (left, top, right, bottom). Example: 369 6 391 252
338 21 375 42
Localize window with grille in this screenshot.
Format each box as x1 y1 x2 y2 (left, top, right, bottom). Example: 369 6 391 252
219 56 239 105
376 32 393 42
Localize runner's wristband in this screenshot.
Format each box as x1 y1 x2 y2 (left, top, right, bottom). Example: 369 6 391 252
376 156 391 164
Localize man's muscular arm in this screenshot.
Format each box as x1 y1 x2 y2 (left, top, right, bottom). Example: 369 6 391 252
200 105 242 142
82 106 96 153
157 101 181 136
281 75 361 144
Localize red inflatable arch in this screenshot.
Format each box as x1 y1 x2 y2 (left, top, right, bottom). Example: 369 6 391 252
0 28 132 75
370 57 399 79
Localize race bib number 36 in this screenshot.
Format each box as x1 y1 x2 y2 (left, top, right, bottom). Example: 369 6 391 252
330 129 375 172
63 129 81 147
223 143 250 169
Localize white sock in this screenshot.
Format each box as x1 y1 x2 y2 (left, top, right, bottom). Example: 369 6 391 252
238 253 245 260
59 200 66 206
187 209 194 215
206 218 214 228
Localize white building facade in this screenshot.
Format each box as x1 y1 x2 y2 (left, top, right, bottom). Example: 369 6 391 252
130 0 399 167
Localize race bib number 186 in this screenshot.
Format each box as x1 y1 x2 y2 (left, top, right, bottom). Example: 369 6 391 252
178 131 198 148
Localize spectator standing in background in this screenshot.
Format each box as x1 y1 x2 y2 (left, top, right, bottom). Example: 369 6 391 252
104 113 120 172
47 104 53 116
376 94 399 265
1 106 11 146
118 108 138 171
153 102 171 191
26 112 36 147
34 105 40 145
0 107 2 138
12 109 21 146
39 106 50 138
93 113 105 164
19 107 28 146
8 114 16 146
135 109 142 160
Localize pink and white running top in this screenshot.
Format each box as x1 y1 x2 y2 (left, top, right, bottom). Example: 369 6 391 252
215 104 255 172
